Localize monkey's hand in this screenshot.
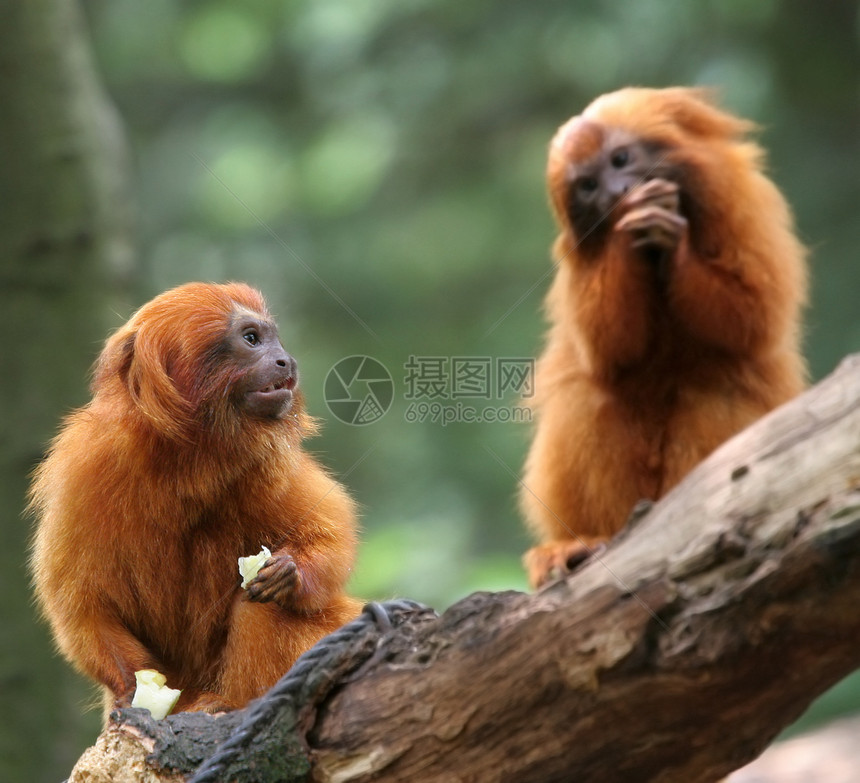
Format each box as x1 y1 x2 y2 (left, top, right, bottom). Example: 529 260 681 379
523 537 607 590
245 553 302 610
615 178 687 254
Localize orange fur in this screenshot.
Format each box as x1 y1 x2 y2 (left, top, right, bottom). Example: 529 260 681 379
29 282 361 713
522 88 807 588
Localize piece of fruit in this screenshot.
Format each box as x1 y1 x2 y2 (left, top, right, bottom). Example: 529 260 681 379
131 669 181 720
238 545 272 588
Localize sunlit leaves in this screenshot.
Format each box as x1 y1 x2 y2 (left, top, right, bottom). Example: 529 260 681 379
298 115 396 214
180 4 272 82
83 0 859 612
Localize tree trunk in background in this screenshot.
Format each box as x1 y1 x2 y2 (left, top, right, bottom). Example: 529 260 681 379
0 1 134 780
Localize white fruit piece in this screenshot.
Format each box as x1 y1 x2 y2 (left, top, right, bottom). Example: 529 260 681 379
238 545 272 588
131 669 181 720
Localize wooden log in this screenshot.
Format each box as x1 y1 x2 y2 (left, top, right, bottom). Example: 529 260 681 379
68 356 860 783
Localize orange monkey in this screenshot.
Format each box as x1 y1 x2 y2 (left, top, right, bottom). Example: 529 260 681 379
522 88 807 588
30 282 361 712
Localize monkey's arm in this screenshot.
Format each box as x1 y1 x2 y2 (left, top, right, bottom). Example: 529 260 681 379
245 454 357 614
610 177 782 358
564 180 687 375
667 168 804 359
574 240 660 373
47 595 160 705
670 247 787 357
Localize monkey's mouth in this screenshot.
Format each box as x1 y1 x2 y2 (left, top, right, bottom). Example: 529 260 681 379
259 375 296 395
245 375 298 419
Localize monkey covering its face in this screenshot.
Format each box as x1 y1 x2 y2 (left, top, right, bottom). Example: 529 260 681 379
521 87 807 588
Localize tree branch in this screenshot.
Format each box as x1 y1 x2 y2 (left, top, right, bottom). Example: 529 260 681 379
68 355 860 783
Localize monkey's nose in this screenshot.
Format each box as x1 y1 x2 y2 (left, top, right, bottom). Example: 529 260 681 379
274 349 295 369
606 182 628 201
276 354 299 388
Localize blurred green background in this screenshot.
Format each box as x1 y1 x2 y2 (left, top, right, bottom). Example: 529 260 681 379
2 1 859 780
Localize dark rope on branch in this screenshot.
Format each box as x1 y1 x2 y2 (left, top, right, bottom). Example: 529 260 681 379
191 599 434 783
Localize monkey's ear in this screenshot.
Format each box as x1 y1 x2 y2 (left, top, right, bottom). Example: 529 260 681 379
94 322 193 440
93 325 135 393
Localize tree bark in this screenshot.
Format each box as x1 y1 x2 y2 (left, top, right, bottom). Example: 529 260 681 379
0 1 134 780
308 354 860 782
68 355 860 782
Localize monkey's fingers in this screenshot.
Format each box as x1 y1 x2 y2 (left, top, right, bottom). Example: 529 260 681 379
623 178 680 215
616 205 687 251
245 555 300 605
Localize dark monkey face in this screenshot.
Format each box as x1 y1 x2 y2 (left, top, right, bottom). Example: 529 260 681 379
226 310 299 420
550 119 684 258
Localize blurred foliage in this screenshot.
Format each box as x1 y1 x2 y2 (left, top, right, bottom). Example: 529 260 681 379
7 0 860 778
82 0 860 609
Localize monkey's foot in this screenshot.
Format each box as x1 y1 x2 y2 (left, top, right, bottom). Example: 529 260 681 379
181 691 231 714
523 537 607 590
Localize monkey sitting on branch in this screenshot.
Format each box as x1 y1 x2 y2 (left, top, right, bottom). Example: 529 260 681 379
522 87 807 588
30 282 362 714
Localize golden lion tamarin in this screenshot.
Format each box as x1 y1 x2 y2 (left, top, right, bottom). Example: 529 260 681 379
30 282 362 713
522 87 807 588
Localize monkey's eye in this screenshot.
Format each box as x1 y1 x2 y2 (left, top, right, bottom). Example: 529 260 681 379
610 148 630 168
577 176 599 194
243 330 260 346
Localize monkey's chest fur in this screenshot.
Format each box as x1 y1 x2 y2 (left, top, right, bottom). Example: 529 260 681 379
593 328 751 501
